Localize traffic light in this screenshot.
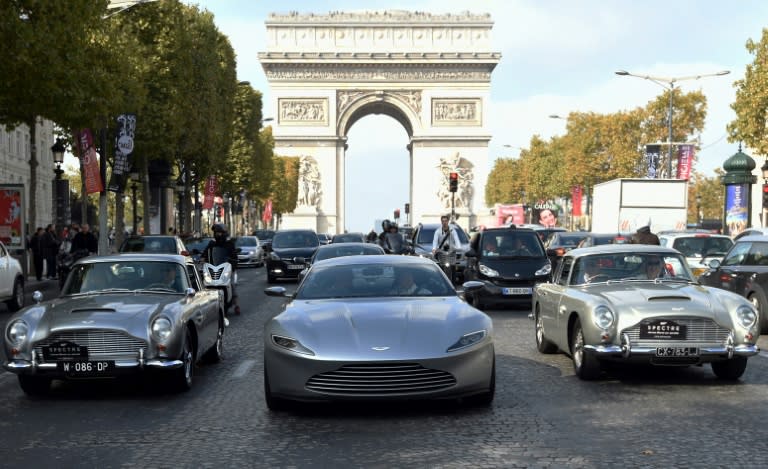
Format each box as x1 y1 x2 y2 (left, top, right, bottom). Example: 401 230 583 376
404 203 410 214
763 184 768 209
449 172 458 193
394 208 400 220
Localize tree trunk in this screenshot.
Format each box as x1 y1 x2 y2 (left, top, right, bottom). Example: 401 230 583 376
115 192 125 251
27 116 38 235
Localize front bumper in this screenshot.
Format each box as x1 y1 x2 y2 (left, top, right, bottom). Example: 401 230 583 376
4 351 183 378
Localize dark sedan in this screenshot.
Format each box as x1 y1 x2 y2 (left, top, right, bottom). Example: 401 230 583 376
265 229 319 283
331 232 366 243
699 234 768 332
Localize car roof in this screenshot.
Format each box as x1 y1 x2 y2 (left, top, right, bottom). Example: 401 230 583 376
81 253 191 264
735 234 768 242
569 244 680 257
312 253 435 267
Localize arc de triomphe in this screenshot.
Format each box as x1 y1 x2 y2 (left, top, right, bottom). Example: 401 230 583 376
258 10 500 233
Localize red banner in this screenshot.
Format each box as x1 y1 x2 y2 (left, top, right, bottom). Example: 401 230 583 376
0 186 23 248
676 144 695 180
262 199 273 223
202 176 217 210
571 185 583 216
74 129 103 194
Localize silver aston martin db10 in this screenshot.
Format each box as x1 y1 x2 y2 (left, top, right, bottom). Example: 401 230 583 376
263 255 495 409
3 254 226 396
532 244 760 380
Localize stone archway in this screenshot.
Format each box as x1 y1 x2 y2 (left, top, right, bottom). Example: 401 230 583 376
258 10 500 233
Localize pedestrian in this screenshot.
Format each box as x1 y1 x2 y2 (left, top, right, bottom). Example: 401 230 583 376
29 227 45 281
43 224 60 279
71 223 98 254
631 225 660 245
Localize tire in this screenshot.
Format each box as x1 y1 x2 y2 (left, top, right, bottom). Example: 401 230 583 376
570 318 602 380
170 328 194 392
711 357 748 380
264 364 290 411
202 316 224 364
18 375 51 396
5 277 24 312
749 289 768 333
535 309 558 354
465 358 495 407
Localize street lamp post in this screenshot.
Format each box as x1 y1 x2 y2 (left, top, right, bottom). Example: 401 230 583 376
129 169 139 235
761 159 768 227
615 69 730 178
51 139 66 228
696 194 702 227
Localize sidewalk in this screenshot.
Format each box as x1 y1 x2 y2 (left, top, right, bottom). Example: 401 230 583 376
24 276 60 300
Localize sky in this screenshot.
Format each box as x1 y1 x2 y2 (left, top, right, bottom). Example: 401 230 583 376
180 0 767 233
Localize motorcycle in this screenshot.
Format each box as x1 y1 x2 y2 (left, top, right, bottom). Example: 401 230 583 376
57 249 90 290
380 231 413 255
199 245 237 311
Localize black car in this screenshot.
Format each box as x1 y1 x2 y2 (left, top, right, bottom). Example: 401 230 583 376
265 229 319 283
699 234 768 332
463 226 551 309
544 232 588 266
119 235 189 255
331 232 366 243
576 232 631 248
253 229 276 253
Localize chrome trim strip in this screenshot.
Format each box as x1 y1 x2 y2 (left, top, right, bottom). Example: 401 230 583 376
584 344 759 357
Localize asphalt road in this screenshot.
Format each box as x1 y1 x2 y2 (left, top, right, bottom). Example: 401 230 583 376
1 267 768 468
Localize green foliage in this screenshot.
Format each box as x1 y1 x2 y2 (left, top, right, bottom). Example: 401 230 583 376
271 156 299 215
729 28 768 156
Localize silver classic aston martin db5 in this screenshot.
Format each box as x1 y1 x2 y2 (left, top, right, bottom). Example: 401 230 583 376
532 244 760 380
263 255 495 409
3 254 226 396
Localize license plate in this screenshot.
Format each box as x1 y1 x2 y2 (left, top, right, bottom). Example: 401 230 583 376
655 347 699 357
42 341 88 361
287 264 305 270
502 287 532 295
58 361 115 376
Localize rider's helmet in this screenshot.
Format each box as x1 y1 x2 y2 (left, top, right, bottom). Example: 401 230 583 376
381 219 392 232
211 223 228 242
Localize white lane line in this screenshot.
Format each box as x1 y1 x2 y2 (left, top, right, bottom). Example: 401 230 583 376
232 359 256 378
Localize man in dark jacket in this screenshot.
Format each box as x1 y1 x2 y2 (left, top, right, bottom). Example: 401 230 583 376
205 223 240 315
29 227 45 281
70 223 98 254
631 225 660 245
43 224 60 279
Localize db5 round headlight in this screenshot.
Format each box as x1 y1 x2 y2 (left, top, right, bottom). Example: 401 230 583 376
593 306 615 330
7 320 29 346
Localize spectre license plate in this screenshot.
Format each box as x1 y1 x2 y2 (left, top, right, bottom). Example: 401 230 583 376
502 287 532 295
59 361 115 376
655 347 699 357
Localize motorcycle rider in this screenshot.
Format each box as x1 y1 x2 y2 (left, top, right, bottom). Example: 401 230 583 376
379 220 409 254
205 223 240 315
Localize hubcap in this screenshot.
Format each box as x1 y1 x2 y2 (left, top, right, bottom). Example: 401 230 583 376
573 328 584 368
216 326 223 356
536 316 544 344
15 282 23 305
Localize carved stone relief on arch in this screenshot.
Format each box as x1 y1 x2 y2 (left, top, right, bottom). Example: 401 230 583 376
278 98 328 126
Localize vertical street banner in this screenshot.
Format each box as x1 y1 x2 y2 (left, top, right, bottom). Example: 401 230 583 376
0 185 24 249
645 144 660 179
202 176 217 210
676 144 695 180
571 185 583 216
109 113 136 193
74 129 104 194
262 199 273 223
725 184 749 237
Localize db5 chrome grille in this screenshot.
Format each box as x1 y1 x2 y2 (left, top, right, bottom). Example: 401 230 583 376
306 363 456 395
622 317 731 346
34 330 147 362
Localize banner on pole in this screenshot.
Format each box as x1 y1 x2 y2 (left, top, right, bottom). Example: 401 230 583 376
571 185 583 216
676 144 695 180
109 113 136 193
645 144 660 179
262 199 273 223
202 176 217 210
75 129 104 194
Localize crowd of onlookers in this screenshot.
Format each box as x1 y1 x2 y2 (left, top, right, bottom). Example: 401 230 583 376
26 223 98 281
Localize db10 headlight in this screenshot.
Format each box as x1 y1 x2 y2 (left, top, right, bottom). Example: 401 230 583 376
478 264 499 278
7 320 29 346
272 334 315 355
151 317 172 341
592 306 615 329
447 330 487 352
736 305 757 329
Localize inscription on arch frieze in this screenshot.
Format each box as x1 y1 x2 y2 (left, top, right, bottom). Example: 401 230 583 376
278 98 328 126
337 90 422 119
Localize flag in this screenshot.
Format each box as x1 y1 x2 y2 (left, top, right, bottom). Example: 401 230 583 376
108 113 136 193
74 129 103 194
676 144 695 180
645 144 660 179
571 185 583 216
202 176 217 210
262 199 273 223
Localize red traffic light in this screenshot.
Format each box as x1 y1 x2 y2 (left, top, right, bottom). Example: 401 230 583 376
763 184 768 193
449 172 458 193
394 208 401 219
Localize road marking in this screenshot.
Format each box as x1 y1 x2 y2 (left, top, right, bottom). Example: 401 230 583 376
232 359 256 378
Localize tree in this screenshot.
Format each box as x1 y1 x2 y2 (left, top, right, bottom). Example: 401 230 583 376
728 28 768 156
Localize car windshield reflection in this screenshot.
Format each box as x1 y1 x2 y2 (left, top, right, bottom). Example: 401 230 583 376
570 252 694 286
63 261 189 295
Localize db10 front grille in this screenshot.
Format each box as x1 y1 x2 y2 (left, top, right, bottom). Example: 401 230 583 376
306 363 456 395
34 329 147 362
622 317 731 346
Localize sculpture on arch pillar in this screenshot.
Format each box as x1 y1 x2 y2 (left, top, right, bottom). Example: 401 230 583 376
437 152 474 210
298 155 322 208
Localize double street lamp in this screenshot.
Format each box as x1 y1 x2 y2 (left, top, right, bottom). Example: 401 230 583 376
615 69 730 178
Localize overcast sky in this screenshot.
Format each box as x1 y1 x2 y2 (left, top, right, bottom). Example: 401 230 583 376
178 0 767 232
